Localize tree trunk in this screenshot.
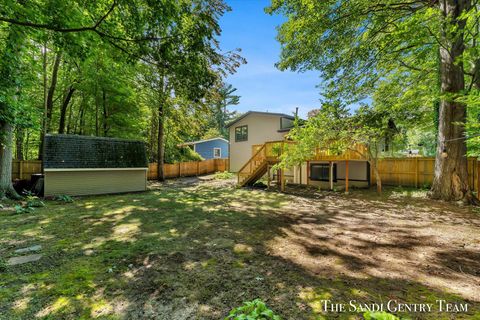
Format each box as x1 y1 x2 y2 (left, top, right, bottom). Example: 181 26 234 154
58 86 75 134
371 160 382 194
0 122 20 198
15 127 24 160
39 50 62 159
157 103 165 181
102 89 108 136
430 0 474 203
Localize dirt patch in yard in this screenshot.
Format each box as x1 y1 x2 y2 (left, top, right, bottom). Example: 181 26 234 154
0 178 479 319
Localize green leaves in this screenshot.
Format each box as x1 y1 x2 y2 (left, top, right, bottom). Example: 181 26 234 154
226 299 281 320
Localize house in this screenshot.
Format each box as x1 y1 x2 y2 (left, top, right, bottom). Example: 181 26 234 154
43 134 148 196
226 111 295 172
228 111 370 191
179 137 229 160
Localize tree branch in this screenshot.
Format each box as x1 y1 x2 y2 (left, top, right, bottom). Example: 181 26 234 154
0 1 116 33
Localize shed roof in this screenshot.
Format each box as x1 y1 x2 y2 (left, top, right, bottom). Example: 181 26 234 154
44 134 148 169
178 137 228 147
225 111 295 128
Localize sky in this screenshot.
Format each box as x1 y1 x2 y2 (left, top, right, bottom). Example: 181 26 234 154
219 0 322 118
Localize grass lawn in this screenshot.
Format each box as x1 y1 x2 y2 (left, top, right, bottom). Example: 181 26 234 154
1 178 480 319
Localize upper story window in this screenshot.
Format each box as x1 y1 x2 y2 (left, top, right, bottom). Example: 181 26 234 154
235 125 248 142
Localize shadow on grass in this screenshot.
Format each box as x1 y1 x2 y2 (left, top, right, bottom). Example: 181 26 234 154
0 182 478 319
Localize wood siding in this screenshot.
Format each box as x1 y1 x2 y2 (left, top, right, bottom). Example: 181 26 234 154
44 169 147 196
147 158 228 180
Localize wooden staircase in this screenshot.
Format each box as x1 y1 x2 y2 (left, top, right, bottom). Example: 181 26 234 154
237 142 282 187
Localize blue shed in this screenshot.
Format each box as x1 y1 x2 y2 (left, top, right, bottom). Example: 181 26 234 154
180 137 229 160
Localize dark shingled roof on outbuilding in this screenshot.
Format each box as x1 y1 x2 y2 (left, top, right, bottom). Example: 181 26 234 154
43 134 148 169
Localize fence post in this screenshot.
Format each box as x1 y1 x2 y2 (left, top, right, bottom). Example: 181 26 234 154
178 162 181 178
196 161 199 176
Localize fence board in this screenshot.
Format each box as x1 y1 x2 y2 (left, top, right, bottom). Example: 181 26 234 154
11 160 42 181
371 157 478 191
147 158 228 180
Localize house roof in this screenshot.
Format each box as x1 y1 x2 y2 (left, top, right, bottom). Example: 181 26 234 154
225 111 295 128
178 137 228 147
43 134 148 169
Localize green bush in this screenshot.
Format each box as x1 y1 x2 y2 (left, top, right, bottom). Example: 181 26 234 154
0 258 7 272
53 194 74 203
226 299 281 320
364 311 400 320
14 204 35 214
214 171 235 180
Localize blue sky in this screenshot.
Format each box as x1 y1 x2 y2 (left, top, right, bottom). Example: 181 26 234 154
219 0 322 118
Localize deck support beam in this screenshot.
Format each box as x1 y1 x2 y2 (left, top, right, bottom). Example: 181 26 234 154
267 165 271 188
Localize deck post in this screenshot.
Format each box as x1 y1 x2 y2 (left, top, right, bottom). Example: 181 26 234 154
329 161 333 190
280 168 285 192
345 160 349 193
267 165 271 188
306 161 310 185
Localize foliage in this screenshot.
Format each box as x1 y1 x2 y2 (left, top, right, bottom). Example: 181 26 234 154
23 191 45 208
202 127 223 140
363 311 400 320
267 0 480 200
225 299 281 320
14 204 35 214
214 171 235 180
0 0 243 189
170 146 204 163
53 194 74 203
0 257 7 272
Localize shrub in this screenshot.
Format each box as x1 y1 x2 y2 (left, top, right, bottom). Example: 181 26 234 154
215 171 235 180
226 299 281 320
0 258 7 272
14 205 35 214
23 191 45 208
53 195 74 203
364 311 400 320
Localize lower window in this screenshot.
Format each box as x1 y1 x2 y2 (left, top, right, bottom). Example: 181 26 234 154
310 163 337 182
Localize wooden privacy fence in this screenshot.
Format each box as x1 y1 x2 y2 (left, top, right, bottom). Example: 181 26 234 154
372 157 479 192
12 160 42 181
147 158 228 180
11 157 479 192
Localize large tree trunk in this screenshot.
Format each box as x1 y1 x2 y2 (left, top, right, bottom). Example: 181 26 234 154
157 103 165 181
38 51 62 159
0 122 20 198
58 86 75 134
430 0 474 203
15 127 24 160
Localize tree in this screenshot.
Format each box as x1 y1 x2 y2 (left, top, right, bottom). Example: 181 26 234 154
268 0 480 203
278 102 405 193
138 0 243 181
209 83 240 138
